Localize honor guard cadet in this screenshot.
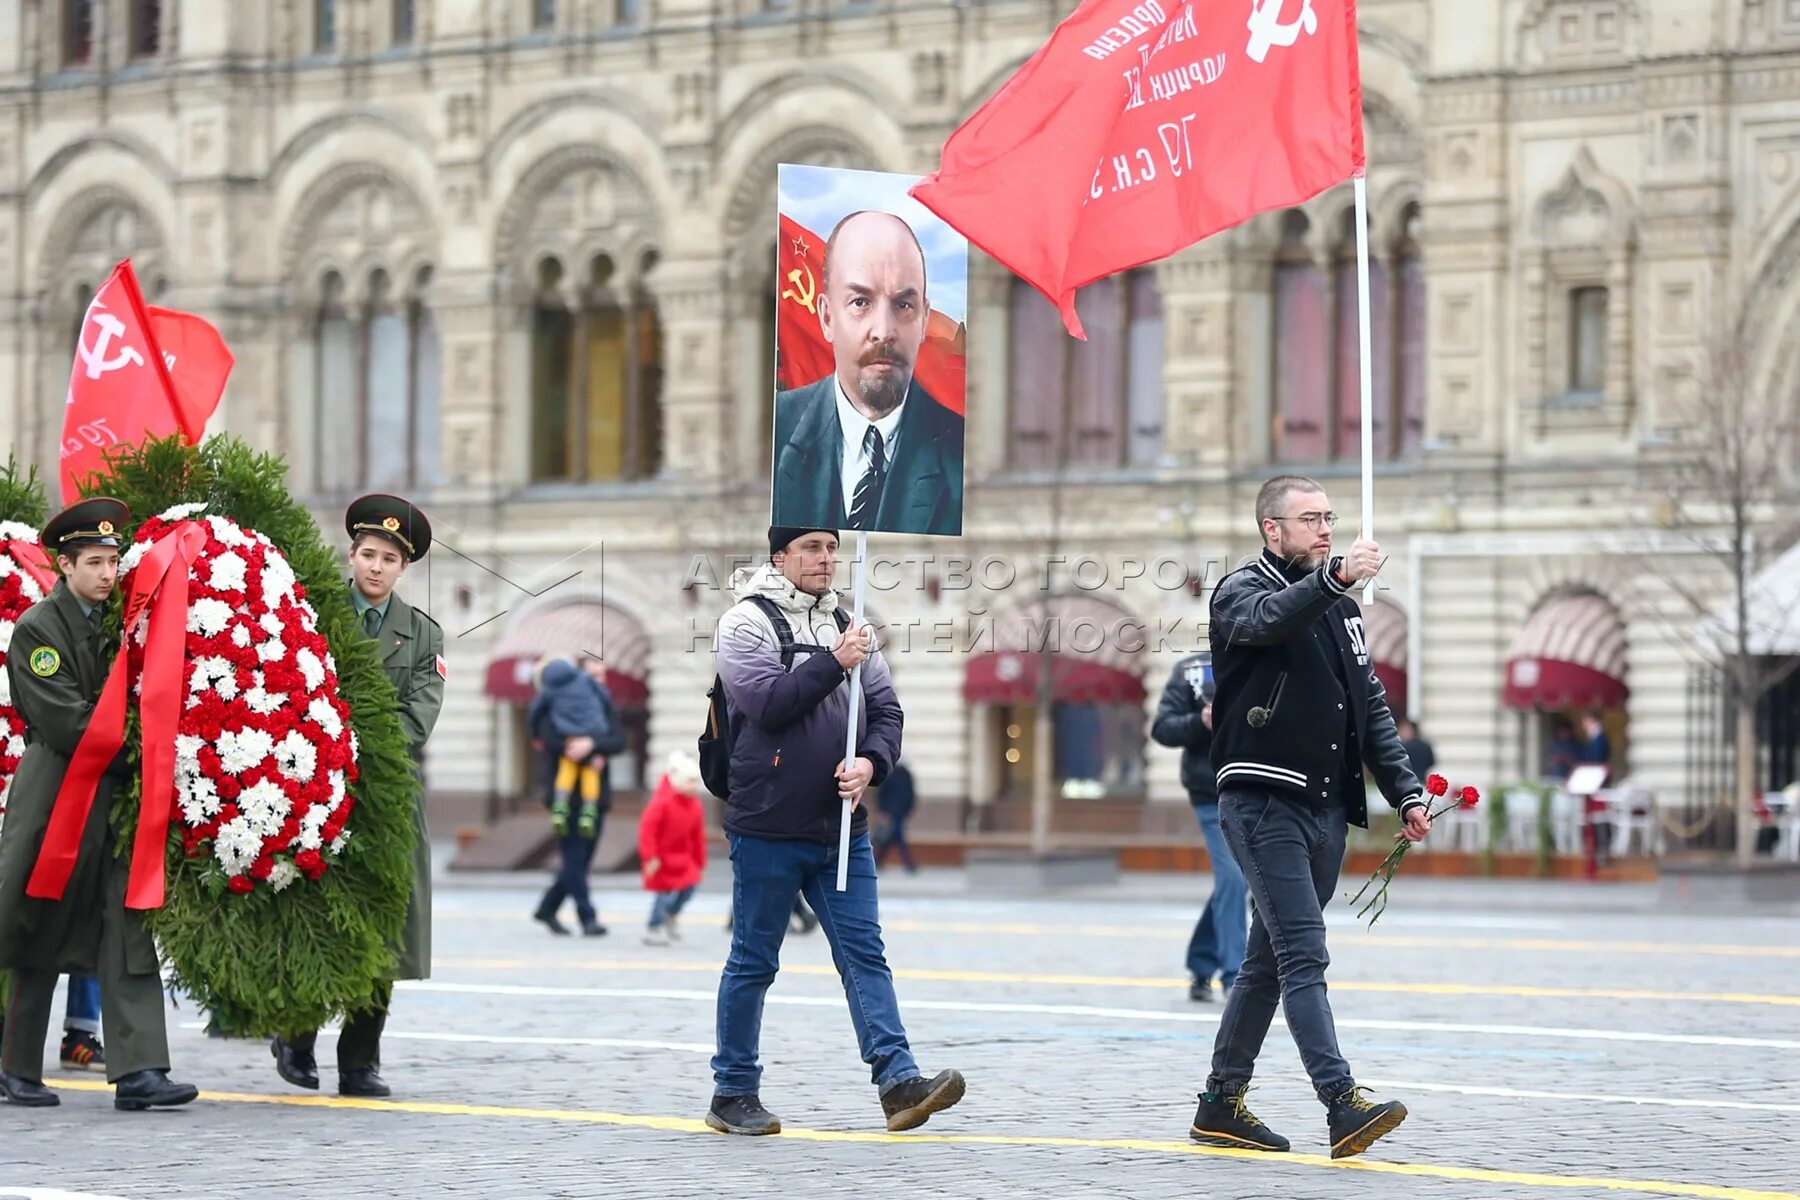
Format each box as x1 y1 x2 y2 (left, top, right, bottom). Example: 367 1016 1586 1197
0 498 199 1111
273 494 445 1098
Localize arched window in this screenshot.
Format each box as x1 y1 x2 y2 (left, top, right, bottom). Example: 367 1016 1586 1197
63 1 95 66
1272 210 1328 462
529 252 664 483
1272 204 1424 463
313 267 440 494
1394 203 1426 455
130 1 162 57
1006 268 1163 470
393 0 416 45
314 0 338 52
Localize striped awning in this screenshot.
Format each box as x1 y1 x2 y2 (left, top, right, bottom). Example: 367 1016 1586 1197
964 595 1147 705
1502 592 1627 712
1359 599 1408 714
483 602 651 707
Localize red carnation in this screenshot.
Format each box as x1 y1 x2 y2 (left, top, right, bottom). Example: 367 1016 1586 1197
1425 773 1449 797
216 775 241 801
228 875 255 895
295 848 326 880
1460 785 1481 809
217 803 242 826
251 856 275 881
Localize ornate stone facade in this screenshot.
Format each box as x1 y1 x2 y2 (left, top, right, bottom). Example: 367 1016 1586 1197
3 0 1798 824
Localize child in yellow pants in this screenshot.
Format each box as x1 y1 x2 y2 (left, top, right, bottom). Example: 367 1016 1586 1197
550 755 606 839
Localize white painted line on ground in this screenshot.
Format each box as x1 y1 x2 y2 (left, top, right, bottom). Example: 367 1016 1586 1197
400 981 1800 1052
177 1021 712 1055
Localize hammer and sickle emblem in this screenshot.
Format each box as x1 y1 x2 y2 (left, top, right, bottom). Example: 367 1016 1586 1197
78 312 145 380
781 263 818 314
1245 0 1318 64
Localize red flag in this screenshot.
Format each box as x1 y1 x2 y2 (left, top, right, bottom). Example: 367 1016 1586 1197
60 261 232 501
910 0 1365 338
148 305 234 443
776 214 967 415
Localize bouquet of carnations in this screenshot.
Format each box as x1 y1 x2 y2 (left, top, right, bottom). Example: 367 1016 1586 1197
1348 772 1480 926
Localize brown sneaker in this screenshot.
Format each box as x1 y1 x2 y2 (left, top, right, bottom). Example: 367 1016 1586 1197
881 1069 966 1132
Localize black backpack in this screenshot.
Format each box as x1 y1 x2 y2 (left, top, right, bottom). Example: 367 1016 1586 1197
699 595 851 801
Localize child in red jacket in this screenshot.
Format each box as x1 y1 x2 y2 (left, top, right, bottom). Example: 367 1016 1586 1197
640 750 708 946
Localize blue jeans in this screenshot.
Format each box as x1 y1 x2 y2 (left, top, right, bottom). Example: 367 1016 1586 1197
64 975 101 1035
1185 804 1247 989
713 832 918 1097
1208 787 1354 1105
649 887 696 928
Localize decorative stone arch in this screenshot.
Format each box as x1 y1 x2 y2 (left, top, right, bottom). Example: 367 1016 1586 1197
281 162 440 305
719 125 883 286
1522 147 1638 432
1741 206 1800 411
493 144 662 304
267 110 433 185
34 184 170 301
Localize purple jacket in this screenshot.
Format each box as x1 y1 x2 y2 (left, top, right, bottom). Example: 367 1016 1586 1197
714 564 902 844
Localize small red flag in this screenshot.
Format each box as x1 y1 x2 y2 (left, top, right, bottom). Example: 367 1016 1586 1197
60 260 233 501
776 214 967 415
911 0 1365 338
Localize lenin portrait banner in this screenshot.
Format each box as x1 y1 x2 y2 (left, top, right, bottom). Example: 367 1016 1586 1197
771 164 968 538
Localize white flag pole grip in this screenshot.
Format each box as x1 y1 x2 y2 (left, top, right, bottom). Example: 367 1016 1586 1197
837 530 870 892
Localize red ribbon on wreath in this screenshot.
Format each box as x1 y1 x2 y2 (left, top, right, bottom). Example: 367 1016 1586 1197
4 539 58 594
26 520 208 910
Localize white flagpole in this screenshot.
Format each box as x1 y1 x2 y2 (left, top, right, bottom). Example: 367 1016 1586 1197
837 530 870 891
1353 173 1376 603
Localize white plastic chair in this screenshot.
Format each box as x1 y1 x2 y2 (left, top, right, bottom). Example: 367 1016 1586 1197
1503 788 1545 853
1604 783 1663 857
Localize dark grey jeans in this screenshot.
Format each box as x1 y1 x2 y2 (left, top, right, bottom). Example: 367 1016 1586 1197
1207 785 1355 1105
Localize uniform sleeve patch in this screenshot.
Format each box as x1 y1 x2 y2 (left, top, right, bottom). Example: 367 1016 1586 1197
435 654 448 681
29 646 61 677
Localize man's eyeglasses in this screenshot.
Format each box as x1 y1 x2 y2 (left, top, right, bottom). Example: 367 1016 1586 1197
1274 512 1338 531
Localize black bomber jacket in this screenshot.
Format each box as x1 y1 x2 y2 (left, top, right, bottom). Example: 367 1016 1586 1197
1206 548 1424 828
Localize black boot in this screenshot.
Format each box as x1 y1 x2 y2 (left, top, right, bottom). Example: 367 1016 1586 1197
0 1070 60 1107
580 916 608 937
534 908 571 936
1190 1085 1290 1152
706 1092 781 1136
1188 976 1213 1003
1327 1087 1408 1159
271 1037 320 1090
114 1069 199 1111
880 1069 967 1132
339 1068 392 1098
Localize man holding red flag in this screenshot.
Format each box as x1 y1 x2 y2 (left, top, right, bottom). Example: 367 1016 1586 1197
60 260 232 502
0 498 197 1111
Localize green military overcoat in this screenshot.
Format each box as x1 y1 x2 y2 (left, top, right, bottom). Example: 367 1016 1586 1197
0 581 158 979
368 589 445 980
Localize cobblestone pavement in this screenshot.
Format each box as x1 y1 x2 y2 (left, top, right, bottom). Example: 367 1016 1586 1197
3 863 1798 1200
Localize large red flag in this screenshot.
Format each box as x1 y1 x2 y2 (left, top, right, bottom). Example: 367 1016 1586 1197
911 0 1365 338
776 213 967 415
60 261 233 500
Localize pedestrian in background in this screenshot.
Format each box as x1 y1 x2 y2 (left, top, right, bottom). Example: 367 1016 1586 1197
1152 651 1245 1004
641 751 708 947
874 759 918 873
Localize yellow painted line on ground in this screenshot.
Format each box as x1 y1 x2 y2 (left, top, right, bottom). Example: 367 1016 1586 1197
48 1079 1800 1200
876 920 1800 961
434 956 1800 1008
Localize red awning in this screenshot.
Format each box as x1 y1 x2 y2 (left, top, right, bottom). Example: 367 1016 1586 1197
1502 592 1628 711
483 602 651 708
963 595 1147 705
963 652 1147 705
1361 599 1408 715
